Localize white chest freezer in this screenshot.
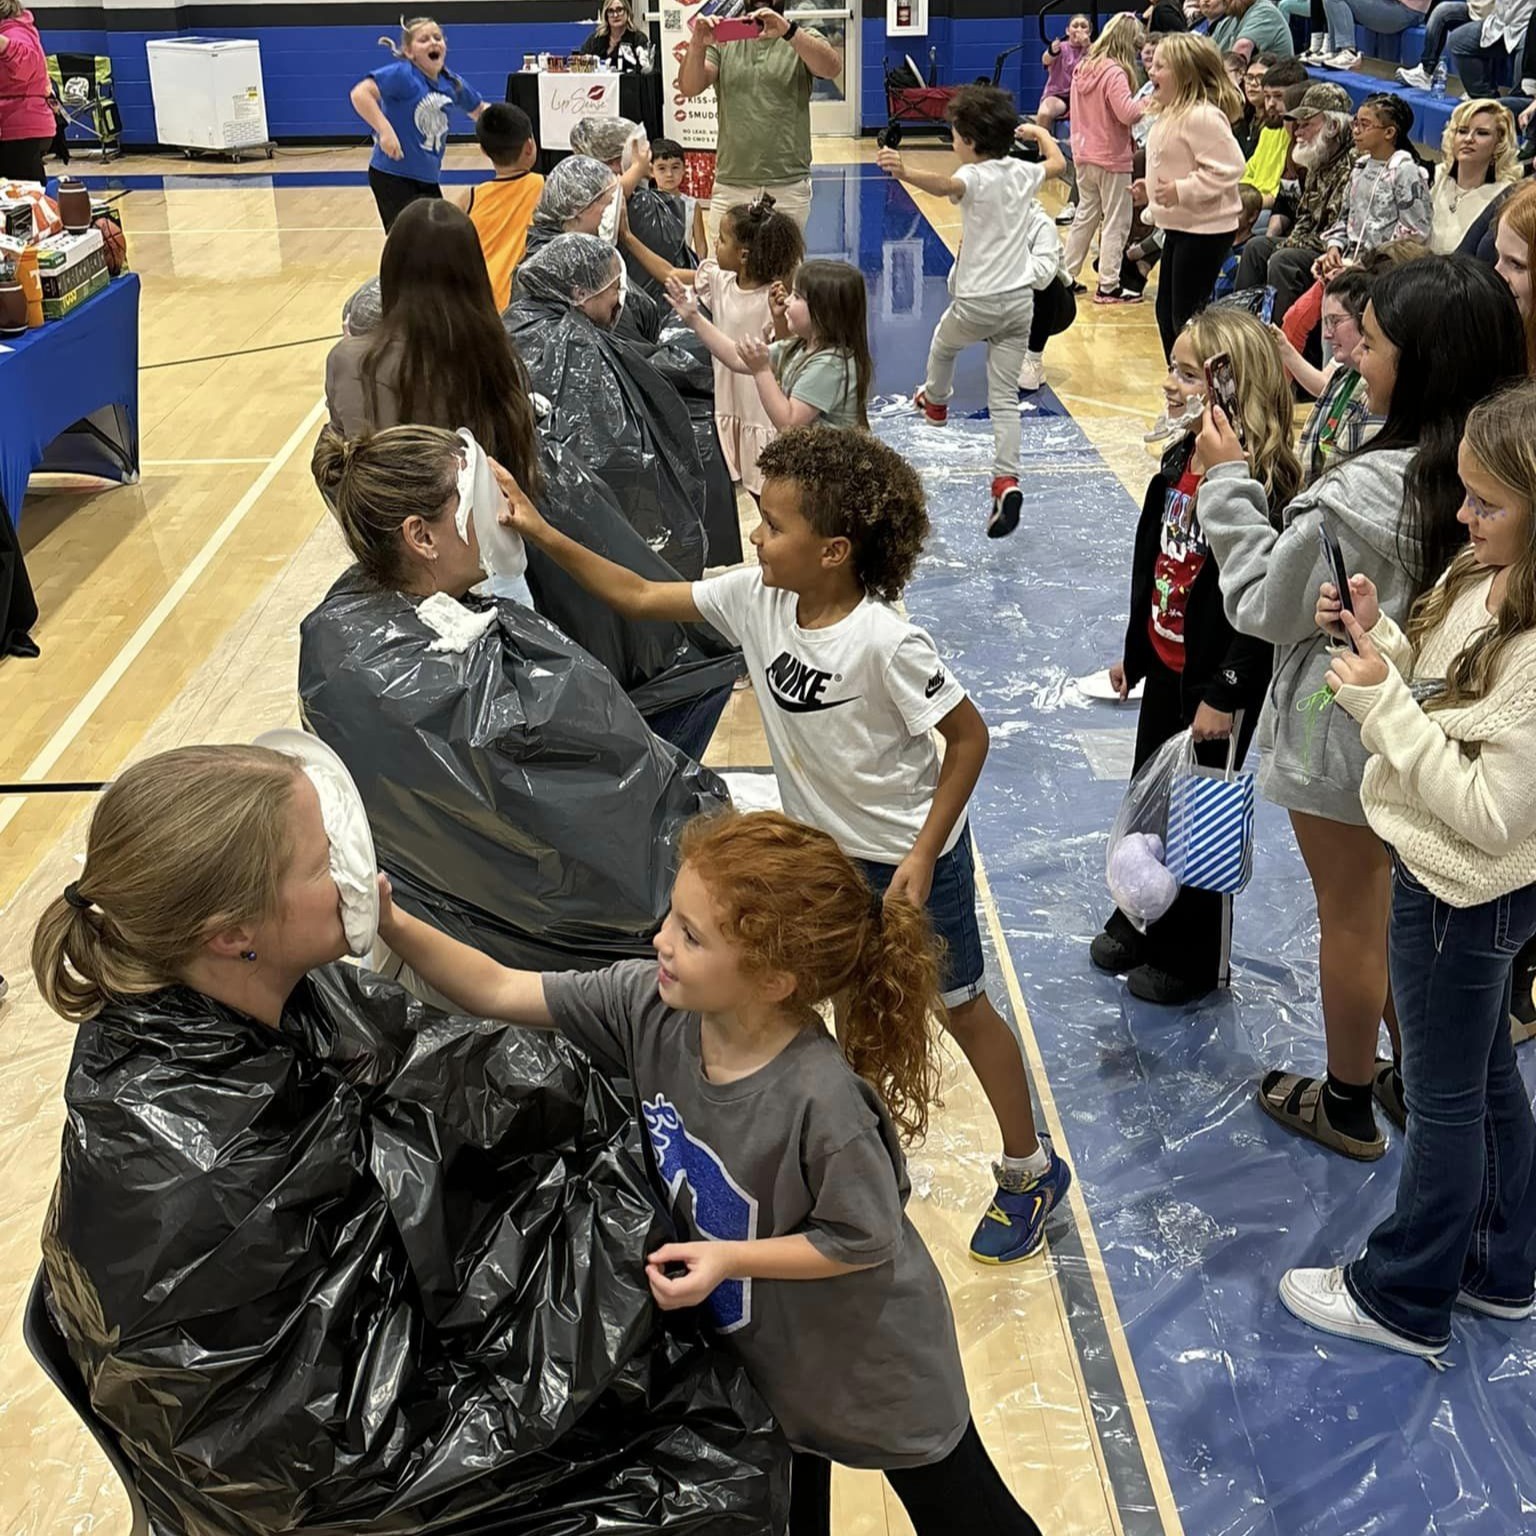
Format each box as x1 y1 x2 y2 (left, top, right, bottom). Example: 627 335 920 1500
146 38 271 153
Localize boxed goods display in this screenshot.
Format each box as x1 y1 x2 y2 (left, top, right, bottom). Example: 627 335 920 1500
35 228 109 319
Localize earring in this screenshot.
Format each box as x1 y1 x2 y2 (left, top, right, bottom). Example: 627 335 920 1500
240 950 258 963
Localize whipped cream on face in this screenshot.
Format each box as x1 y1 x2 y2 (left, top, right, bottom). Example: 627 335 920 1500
254 730 379 958
417 589 498 653
455 428 529 585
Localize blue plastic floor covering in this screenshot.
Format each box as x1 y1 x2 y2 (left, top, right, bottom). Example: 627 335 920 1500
844 168 1536 1536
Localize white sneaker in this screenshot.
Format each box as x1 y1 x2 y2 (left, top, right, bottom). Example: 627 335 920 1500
1396 63 1432 88
1303 34 1328 59
1279 1266 1447 1359
1521 77 1536 95
1324 48 1362 68
1456 1287 1535 1321
1019 353 1045 392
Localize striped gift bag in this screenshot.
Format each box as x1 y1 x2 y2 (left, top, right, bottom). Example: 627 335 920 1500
1164 716 1255 896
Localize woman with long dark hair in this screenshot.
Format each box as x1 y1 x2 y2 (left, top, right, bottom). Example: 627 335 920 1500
1196 254 1526 1161
323 201 742 760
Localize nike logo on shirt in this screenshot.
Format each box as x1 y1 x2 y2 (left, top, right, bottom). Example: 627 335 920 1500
765 651 861 714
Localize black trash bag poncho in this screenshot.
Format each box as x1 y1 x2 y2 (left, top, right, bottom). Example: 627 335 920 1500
42 964 789 1535
625 186 698 304
522 157 662 347
300 568 733 971
648 316 745 568
527 420 744 714
506 234 710 578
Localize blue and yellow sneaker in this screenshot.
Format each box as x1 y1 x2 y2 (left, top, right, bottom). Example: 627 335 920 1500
969 1136 1072 1264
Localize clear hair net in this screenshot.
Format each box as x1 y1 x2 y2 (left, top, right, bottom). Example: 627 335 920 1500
568 115 641 166
533 154 620 229
516 233 623 307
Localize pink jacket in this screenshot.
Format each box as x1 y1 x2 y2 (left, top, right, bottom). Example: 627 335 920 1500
1145 103 1246 235
1068 59 1146 174
0 11 56 144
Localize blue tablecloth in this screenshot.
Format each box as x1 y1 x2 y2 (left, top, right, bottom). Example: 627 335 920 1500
1 272 140 528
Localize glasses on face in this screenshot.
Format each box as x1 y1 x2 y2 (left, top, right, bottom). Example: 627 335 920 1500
1320 315 1345 334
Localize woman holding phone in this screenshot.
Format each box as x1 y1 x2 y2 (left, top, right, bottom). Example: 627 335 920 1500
1194 256 1524 1162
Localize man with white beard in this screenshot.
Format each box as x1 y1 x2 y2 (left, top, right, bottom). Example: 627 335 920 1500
1234 81 1355 320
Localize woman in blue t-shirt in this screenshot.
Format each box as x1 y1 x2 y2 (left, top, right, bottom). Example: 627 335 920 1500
349 16 484 231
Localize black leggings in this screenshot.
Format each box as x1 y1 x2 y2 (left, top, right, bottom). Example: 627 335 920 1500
0 136 51 183
1029 275 1079 355
368 165 442 232
1155 228 1234 358
789 1421 1044 1536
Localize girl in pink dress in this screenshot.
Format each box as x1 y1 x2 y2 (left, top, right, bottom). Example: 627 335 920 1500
624 193 803 496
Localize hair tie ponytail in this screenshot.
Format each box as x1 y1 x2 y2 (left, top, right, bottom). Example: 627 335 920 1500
63 882 93 911
378 33 403 57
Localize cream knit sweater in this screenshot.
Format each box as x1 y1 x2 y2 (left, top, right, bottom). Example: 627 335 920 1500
1333 573 1536 908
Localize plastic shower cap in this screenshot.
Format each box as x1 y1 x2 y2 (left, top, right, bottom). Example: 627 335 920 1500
517 233 623 307
569 115 640 165
534 154 620 228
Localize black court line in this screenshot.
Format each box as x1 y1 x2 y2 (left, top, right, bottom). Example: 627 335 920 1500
0 782 110 795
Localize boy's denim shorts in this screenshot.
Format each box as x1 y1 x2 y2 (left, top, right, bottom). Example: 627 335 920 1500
857 823 986 1010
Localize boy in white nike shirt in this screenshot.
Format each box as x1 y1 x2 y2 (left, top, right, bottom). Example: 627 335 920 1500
502 426 1073 1264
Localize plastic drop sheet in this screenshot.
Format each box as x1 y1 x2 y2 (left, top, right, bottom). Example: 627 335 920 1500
299 568 731 973
875 398 1536 1536
505 239 711 580
41 962 787 1534
526 423 743 715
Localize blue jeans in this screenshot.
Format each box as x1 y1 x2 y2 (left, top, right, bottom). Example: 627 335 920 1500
643 684 733 763
858 823 986 1009
1417 0 1468 65
1344 860 1536 1346
1321 0 1419 50
1448 20 1502 96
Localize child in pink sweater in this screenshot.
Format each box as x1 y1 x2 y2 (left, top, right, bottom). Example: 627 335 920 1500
1136 33 1246 357
1064 14 1148 304
1036 14 1092 129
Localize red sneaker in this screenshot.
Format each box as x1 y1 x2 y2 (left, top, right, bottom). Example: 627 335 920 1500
914 387 948 425
988 476 1023 539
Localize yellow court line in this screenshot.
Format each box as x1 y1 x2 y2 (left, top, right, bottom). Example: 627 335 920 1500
0 397 328 841
892 149 1186 1534
973 851 1187 1536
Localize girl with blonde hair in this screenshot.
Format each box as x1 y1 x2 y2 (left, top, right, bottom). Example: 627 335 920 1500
1284 379 1536 1360
348 16 485 231
1063 12 1150 303
1196 254 1526 1161
1092 307 1298 1003
1138 32 1247 355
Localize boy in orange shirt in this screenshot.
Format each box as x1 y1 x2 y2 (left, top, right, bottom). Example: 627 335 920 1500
455 103 542 310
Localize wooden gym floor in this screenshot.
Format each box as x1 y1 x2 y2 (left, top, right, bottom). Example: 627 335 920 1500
0 139 1179 1536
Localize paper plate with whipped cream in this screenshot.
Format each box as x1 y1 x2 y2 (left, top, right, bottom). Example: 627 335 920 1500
254 728 380 958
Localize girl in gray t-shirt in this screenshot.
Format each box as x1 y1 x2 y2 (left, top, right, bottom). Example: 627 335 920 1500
376 809 1045 1535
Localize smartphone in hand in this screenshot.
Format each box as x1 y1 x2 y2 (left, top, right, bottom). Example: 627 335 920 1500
1203 352 1245 448
877 122 904 150
1317 520 1359 654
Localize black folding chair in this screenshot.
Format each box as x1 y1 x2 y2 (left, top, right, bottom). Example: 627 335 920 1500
21 1269 153 1536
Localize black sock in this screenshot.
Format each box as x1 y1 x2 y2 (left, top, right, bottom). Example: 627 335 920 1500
1323 1072 1376 1140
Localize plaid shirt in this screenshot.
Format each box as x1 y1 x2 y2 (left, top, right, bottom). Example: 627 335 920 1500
1300 367 1380 484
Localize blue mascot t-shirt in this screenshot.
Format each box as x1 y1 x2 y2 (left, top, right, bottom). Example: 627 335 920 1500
368 59 482 183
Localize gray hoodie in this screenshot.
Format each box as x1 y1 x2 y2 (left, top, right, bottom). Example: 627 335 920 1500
1196 449 1419 826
